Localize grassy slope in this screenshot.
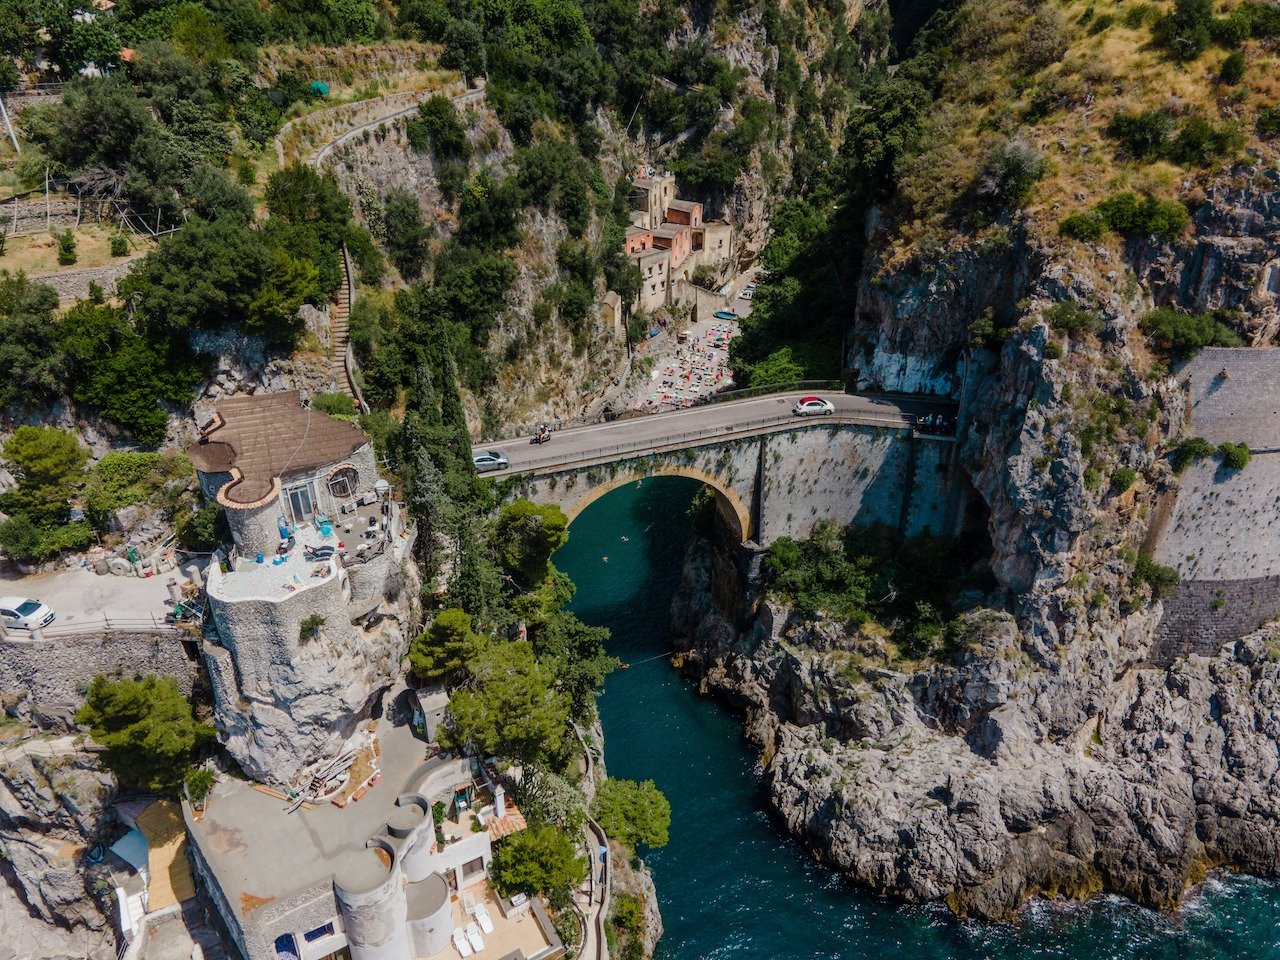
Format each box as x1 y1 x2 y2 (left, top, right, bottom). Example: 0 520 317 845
883 0 1280 263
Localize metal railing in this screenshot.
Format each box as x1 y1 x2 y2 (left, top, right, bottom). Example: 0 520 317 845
2 614 190 643
586 817 611 960
499 408 916 477
500 380 848 438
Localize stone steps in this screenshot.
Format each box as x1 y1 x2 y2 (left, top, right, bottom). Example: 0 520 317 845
329 247 354 397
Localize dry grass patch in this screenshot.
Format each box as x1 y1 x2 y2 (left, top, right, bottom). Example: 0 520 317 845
0 224 151 276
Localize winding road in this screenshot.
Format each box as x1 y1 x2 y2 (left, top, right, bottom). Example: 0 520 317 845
484 390 957 477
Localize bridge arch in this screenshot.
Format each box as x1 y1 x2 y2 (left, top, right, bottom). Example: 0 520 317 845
562 466 752 543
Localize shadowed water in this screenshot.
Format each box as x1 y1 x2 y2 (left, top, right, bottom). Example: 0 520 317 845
553 475 1280 959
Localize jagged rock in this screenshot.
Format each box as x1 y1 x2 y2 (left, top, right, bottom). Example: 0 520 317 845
0 748 115 951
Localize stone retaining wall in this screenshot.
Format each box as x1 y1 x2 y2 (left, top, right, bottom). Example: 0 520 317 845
1153 575 1280 665
0 630 199 722
34 259 139 302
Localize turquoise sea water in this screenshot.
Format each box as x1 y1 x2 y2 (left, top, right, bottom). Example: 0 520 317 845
552 476 1280 960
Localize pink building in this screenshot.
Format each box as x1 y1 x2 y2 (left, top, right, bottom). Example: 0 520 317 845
625 226 654 256
651 223 692 273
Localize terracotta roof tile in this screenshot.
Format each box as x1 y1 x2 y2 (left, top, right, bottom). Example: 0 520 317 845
188 391 369 508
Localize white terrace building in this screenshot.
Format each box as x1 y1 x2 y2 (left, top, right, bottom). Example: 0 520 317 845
184 722 562 960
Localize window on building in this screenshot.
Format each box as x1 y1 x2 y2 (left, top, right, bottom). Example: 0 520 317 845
274 933 299 958
461 857 485 881
327 467 358 500
285 481 318 523
304 921 336 943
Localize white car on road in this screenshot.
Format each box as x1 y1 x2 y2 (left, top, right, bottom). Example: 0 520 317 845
0 596 55 631
792 396 835 417
472 450 510 473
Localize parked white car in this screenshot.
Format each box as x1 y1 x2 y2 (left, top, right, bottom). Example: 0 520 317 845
792 396 835 417
0 596 56 631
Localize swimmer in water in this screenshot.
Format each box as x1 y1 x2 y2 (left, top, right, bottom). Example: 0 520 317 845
602 556 608 563
621 535 629 542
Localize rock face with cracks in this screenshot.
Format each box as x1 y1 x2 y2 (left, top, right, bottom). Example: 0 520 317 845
671 170 1280 920
0 748 116 958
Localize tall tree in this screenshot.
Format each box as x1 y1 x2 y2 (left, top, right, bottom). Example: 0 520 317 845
75 675 213 790
446 640 570 766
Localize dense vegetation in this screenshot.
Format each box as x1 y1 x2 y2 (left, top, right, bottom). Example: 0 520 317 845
763 521 991 661
0 425 200 561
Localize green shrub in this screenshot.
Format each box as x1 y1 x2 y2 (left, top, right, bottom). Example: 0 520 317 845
82 452 190 526
1059 210 1108 241
175 504 230 550
611 894 644 936
1258 107 1280 138
1132 552 1180 599
185 768 215 802
1172 435 1216 473
1152 0 1215 61
1164 115 1244 166
1218 441 1251 469
1045 300 1103 336
1219 50 1247 84
311 392 357 416
1141 307 1242 357
1109 109 1177 159
1111 467 1138 493
405 95 470 160
55 229 77 265
1100 192 1193 239
110 234 129 257
299 613 326 640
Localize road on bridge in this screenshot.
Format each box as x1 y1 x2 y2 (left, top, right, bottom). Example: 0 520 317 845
484 390 957 477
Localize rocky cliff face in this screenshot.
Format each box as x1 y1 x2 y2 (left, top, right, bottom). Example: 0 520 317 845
670 168 1280 919
0 747 117 958
325 101 629 433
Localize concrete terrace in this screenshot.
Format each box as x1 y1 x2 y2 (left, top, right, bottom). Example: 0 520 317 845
188 722 434 911
210 549 336 602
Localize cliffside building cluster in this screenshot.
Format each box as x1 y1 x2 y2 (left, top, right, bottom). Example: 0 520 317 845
187 391 418 787
185 721 560 960
174 391 561 960
625 168 734 313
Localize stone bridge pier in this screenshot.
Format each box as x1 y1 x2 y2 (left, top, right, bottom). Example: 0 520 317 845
506 422 965 549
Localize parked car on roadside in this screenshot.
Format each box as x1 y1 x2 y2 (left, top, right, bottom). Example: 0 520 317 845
472 450 510 473
0 596 55 631
792 397 835 417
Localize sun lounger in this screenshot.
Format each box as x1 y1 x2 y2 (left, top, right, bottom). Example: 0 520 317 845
465 921 485 952
474 904 495 934
452 928 473 957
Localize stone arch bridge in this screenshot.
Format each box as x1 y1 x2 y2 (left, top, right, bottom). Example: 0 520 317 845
495 394 964 548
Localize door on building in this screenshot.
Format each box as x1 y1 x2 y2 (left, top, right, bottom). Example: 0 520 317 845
286 481 319 523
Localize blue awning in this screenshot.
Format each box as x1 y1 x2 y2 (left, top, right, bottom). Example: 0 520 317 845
110 828 148 876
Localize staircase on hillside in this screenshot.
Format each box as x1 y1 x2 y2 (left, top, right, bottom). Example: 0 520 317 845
329 246 354 399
